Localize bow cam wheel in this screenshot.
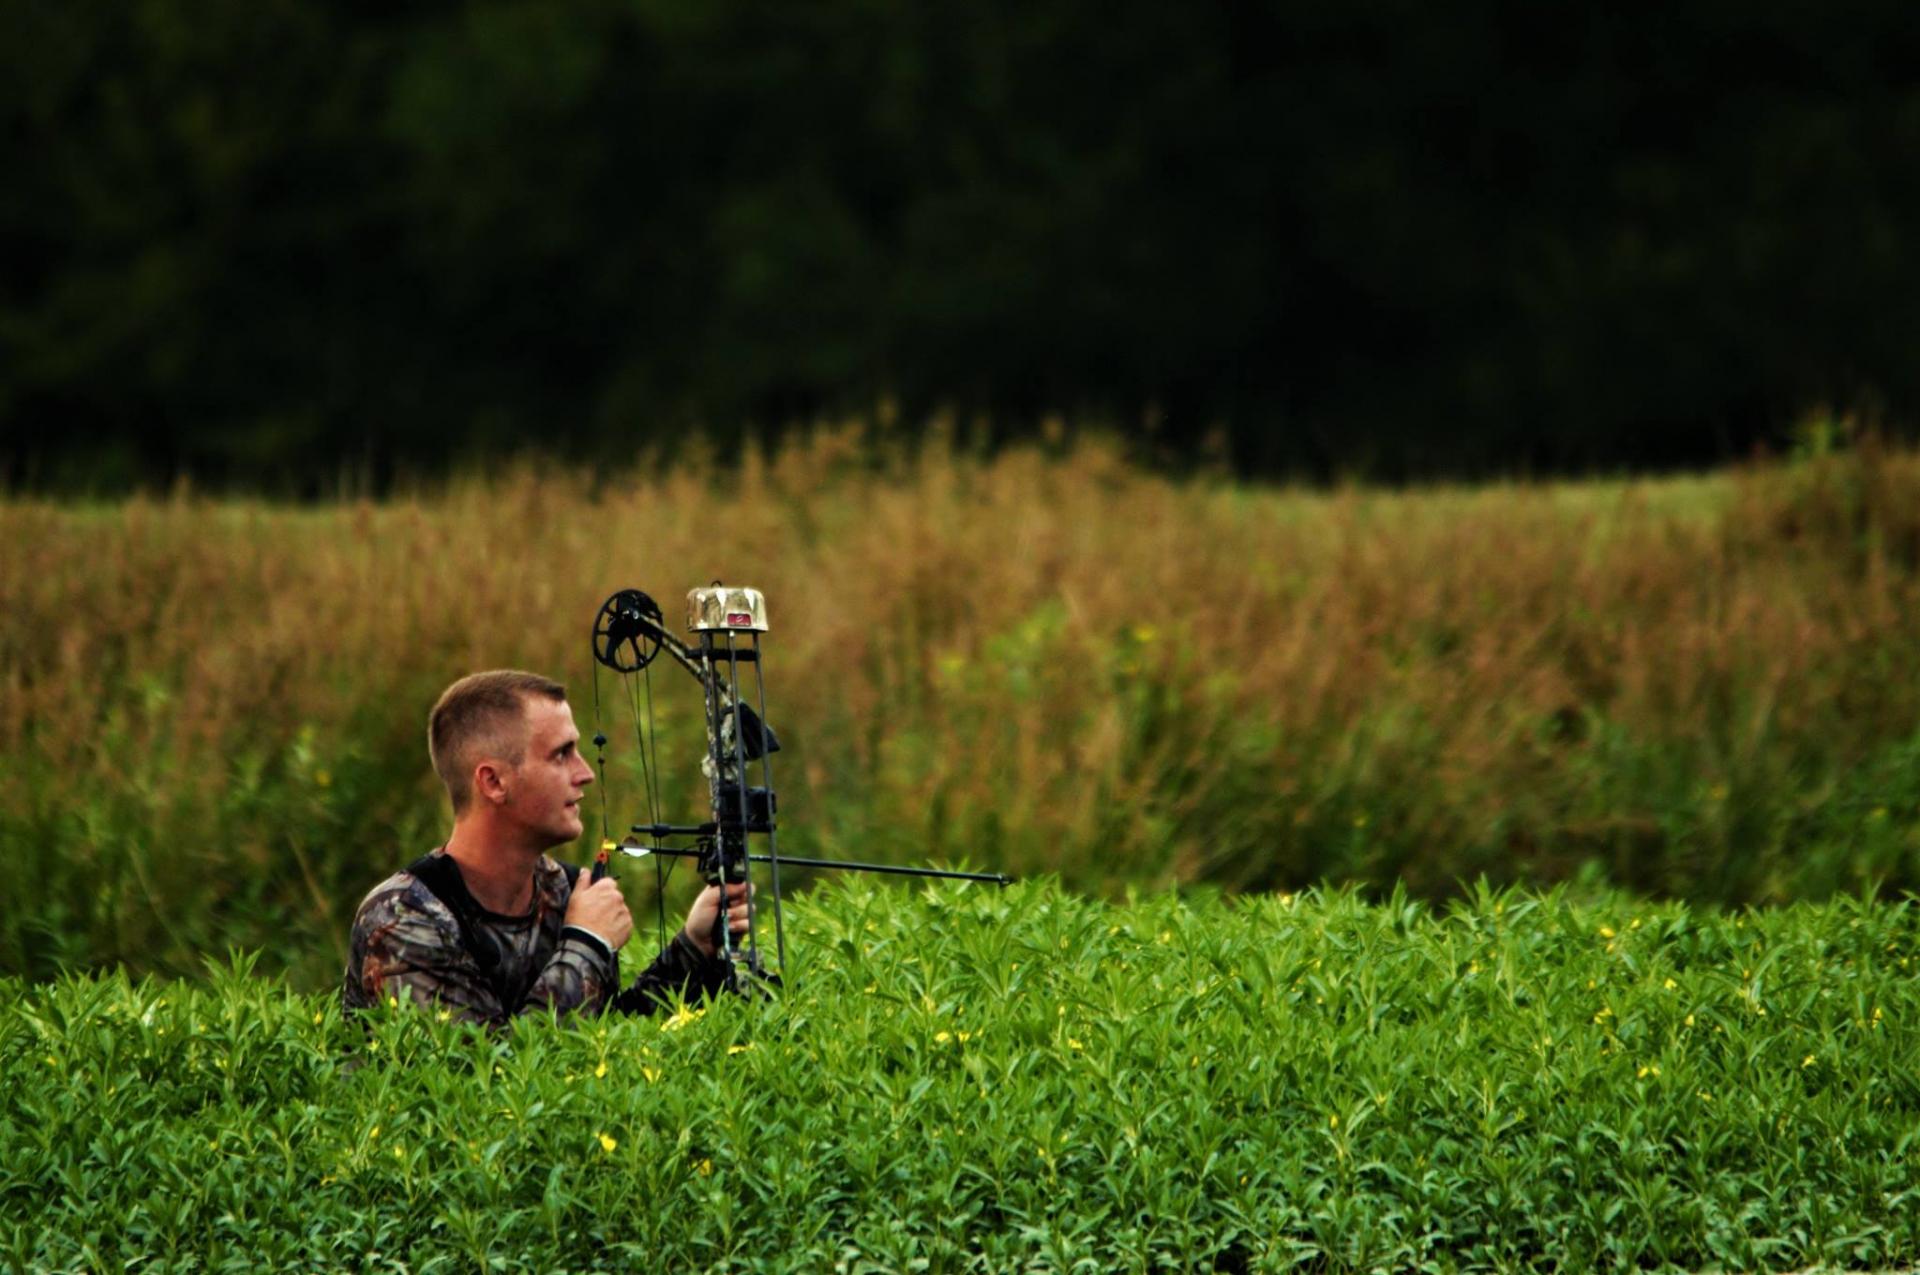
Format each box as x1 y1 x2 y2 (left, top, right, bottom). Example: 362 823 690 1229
592 589 664 672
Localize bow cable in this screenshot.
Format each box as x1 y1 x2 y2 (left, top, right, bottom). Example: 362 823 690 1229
629 658 677 948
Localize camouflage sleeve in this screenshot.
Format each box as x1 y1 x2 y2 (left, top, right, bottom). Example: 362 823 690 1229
518 927 621 1020
343 876 508 1027
608 932 734 1016
341 875 614 1029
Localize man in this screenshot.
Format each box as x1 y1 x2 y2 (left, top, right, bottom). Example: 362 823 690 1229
342 669 748 1025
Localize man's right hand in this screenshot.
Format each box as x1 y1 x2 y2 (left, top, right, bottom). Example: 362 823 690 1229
565 875 633 951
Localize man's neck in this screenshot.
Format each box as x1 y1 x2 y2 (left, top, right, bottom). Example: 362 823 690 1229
442 822 543 915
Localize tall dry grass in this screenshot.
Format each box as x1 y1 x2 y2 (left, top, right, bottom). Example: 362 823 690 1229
6 429 1920 984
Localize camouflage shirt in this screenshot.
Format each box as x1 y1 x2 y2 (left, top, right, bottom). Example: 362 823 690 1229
342 849 730 1027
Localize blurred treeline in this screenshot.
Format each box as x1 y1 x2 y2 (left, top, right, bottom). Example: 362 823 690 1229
5 0 1920 492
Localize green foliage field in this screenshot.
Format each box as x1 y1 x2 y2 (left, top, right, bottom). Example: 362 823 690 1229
6 881 1917 1273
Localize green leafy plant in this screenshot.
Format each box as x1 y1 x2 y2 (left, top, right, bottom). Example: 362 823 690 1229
5 881 1916 1271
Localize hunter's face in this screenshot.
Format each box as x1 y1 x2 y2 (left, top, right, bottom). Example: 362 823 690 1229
502 696 593 847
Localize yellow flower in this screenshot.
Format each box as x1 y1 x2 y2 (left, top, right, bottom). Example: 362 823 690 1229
1067 1038 1084 1052
1637 1064 1660 1079
1684 1014 1695 1027
595 1061 608 1078
642 1067 661 1084
934 1031 951 1044
957 1031 973 1043
369 1125 380 1140
661 1004 705 1032
727 1043 751 1055
1802 1055 1815 1068
312 1012 324 1025
697 1158 713 1176
597 1132 618 1154
387 996 399 1009
1329 1114 1339 1128
1663 977 1677 991
1598 926 1616 940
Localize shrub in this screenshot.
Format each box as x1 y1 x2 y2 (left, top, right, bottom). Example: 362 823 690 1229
5 881 1917 1271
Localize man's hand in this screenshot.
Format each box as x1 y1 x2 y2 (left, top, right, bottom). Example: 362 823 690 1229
682 881 752 958
565 875 633 951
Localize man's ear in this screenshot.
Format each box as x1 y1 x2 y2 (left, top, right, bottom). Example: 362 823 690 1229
472 759 511 807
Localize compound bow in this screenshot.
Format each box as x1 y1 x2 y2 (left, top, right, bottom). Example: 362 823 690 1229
586 584 1010 994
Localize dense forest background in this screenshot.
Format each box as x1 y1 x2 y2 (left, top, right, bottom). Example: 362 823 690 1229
5 0 1918 491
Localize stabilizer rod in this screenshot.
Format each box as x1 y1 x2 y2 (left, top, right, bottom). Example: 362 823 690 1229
619 842 1010 885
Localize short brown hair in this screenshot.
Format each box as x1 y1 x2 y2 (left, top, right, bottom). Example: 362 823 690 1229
428 670 567 813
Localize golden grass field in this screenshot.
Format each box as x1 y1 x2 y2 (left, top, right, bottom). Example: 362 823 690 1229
5 428 1920 984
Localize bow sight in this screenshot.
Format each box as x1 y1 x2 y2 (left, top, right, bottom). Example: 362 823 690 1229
589 584 1010 993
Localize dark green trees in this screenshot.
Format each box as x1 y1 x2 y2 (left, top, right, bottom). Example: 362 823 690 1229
5 0 1918 489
